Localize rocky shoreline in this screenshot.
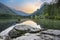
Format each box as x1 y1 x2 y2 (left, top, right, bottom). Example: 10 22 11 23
12 29 60 40
0 24 60 40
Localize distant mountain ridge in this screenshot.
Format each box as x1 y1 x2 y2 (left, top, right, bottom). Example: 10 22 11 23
0 2 30 16
12 9 30 16
0 3 16 15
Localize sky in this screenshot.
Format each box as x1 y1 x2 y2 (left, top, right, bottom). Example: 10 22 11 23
0 0 52 14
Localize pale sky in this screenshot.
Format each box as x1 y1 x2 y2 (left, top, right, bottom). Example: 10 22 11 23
0 0 52 14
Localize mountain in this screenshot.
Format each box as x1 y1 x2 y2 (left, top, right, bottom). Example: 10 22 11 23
0 3 15 15
12 9 30 16
0 2 30 16
30 2 48 16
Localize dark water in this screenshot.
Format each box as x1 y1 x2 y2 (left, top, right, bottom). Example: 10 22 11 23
0 22 16 32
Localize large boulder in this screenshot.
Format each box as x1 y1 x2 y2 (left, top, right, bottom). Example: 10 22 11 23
14 25 41 33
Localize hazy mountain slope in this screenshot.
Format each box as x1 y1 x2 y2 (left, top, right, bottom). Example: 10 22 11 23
12 9 30 16
0 2 30 16
0 3 16 15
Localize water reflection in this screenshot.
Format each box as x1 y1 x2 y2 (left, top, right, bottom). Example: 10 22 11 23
20 20 41 29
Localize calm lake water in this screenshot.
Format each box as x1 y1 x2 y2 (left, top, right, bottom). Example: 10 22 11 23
0 22 16 32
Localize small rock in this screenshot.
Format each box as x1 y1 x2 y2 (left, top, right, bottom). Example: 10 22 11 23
41 29 60 36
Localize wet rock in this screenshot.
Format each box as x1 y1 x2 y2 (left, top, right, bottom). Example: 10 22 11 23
14 25 41 33
13 33 42 40
0 34 12 40
40 29 60 40
8 29 20 38
41 29 60 36
0 39 3 40
1 29 60 40
40 34 54 40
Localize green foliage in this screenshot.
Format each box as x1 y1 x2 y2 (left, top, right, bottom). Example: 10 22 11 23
56 0 60 7
42 3 60 20
38 19 60 30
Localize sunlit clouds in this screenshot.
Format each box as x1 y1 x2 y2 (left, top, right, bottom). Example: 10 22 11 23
14 1 43 14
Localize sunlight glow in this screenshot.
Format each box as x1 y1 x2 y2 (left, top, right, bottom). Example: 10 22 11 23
15 3 42 14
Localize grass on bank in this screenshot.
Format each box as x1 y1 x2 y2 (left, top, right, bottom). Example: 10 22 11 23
36 19 60 30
